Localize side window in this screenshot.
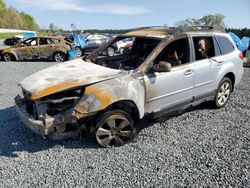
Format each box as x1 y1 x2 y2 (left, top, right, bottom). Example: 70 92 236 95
39 38 53 45
155 38 190 67
193 37 215 60
22 38 37 46
216 36 234 54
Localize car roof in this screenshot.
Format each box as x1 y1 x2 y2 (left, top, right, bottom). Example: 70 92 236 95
122 26 225 39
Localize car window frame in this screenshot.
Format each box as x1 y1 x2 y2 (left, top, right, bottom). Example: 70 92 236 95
141 34 192 74
38 38 53 46
21 38 38 47
190 34 217 62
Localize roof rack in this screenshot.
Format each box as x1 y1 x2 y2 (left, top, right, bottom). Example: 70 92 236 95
131 25 225 34
178 25 225 32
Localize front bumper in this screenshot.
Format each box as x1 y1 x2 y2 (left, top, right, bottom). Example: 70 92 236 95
14 95 84 140
15 95 55 136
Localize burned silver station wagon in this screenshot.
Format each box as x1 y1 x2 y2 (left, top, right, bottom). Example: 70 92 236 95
15 27 244 147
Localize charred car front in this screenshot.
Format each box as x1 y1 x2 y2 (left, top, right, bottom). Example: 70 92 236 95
15 27 243 147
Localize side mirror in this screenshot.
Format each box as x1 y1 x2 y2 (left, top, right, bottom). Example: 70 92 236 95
152 61 172 72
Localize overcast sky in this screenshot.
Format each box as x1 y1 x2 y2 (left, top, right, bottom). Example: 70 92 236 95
5 0 250 30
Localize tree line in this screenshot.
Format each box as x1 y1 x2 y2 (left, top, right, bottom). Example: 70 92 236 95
0 0 37 30
0 1 249 38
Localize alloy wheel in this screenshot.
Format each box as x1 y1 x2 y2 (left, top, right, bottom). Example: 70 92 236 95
96 113 134 147
3 53 11 61
217 82 230 106
54 53 65 62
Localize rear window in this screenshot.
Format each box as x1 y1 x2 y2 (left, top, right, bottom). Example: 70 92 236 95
216 36 234 54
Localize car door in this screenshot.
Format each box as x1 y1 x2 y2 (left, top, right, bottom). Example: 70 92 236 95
192 36 221 99
15 38 39 60
144 37 195 113
38 38 55 59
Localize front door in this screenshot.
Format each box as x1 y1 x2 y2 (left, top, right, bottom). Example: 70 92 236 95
15 38 39 60
144 37 195 113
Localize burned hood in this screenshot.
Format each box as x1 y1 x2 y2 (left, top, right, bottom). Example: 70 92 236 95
20 59 128 99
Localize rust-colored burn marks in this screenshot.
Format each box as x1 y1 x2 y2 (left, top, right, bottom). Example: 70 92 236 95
31 80 85 99
73 86 114 115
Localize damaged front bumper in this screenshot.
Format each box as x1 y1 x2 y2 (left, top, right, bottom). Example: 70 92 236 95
14 95 86 140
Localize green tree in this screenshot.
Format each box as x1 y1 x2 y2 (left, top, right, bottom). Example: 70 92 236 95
0 0 7 27
49 23 57 31
175 14 226 29
4 8 24 29
20 12 36 30
200 14 225 28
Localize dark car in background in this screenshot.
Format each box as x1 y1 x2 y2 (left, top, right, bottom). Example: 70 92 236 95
84 34 117 56
4 36 23 46
0 36 75 62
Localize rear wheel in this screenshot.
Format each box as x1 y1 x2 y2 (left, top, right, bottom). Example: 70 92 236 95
54 52 66 62
95 110 135 147
213 77 232 108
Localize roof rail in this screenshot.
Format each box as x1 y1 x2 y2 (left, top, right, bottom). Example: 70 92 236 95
131 25 225 34
178 25 225 32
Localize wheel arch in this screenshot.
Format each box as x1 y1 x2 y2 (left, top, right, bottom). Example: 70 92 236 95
223 72 235 91
105 100 140 122
2 50 18 61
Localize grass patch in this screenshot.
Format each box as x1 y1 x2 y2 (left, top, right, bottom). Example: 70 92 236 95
0 33 25 39
0 32 48 39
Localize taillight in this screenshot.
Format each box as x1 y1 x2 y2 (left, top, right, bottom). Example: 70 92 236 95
239 52 244 60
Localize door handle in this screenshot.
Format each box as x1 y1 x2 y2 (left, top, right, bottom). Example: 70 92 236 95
184 69 194 76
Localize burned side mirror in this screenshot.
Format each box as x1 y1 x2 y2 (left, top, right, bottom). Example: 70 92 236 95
152 61 172 72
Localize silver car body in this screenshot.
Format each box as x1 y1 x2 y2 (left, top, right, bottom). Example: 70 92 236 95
15 29 244 139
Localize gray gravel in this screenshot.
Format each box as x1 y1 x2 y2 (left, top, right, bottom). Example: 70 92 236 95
0 61 249 187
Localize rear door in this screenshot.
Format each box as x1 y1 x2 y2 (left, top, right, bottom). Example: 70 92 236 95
192 35 221 99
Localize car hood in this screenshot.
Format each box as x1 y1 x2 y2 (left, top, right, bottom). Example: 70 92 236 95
20 59 128 99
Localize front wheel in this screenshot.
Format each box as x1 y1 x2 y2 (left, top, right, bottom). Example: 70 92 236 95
53 52 66 62
213 77 232 108
95 110 135 147
3 53 14 61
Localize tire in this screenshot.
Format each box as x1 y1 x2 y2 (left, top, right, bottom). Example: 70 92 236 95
213 77 232 108
95 110 135 147
53 52 66 62
3 53 14 62
75 47 82 57
107 46 115 57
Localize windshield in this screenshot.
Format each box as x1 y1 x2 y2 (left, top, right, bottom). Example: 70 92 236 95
84 36 161 71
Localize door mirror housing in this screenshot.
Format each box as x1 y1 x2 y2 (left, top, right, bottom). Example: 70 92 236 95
152 61 172 73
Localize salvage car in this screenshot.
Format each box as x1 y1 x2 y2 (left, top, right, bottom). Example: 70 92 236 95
1 36 75 62
15 26 243 147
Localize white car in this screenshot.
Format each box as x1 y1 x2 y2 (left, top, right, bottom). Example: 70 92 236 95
116 38 134 54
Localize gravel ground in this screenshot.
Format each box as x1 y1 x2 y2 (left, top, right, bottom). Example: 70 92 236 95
0 61 249 187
